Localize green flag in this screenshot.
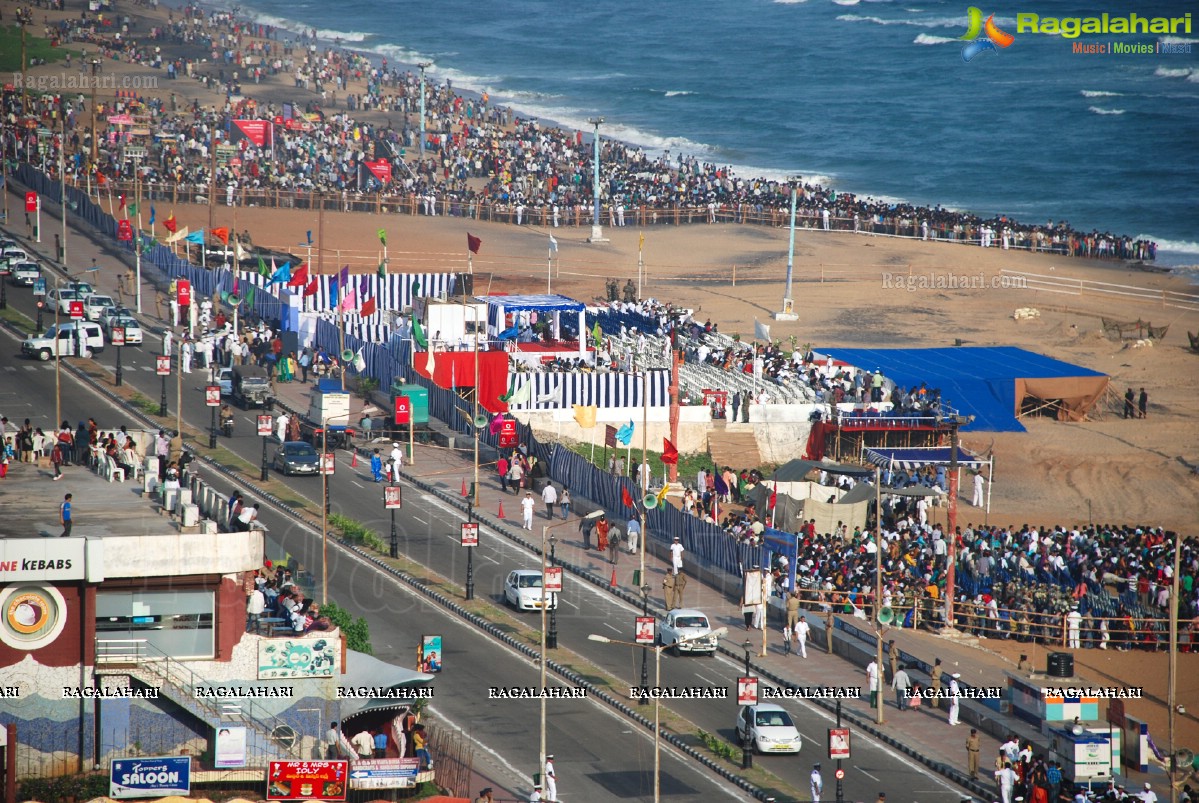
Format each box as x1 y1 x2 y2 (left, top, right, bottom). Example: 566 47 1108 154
127 202 138 216
378 260 387 279
591 321 603 347
412 319 428 348
377 228 387 246
246 285 256 307
257 255 268 277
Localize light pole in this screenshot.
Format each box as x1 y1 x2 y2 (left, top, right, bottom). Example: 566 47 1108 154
319 413 354 606
639 583 651 705
112 326 124 387
774 178 800 321
835 700 846 803
259 416 271 482
538 518 576 786
548 534 558 649
588 626 728 803
874 465 885 726
742 639 753 770
464 495 475 601
59 115 67 268
587 117 606 243
417 62 432 160
159 353 169 417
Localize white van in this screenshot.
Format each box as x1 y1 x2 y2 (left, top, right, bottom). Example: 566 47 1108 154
21 321 106 360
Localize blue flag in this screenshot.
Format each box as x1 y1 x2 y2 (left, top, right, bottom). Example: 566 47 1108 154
306 230 313 246
615 420 634 446
268 262 291 285
149 206 156 225
329 274 339 302
184 230 205 244
498 325 519 341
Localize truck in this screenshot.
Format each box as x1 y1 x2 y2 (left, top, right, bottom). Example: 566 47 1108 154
230 364 274 408
301 379 355 449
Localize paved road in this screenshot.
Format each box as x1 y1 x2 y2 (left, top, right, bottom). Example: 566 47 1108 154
0 217 978 802
0 314 746 803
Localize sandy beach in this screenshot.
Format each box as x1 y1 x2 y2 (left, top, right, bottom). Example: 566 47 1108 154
10 0 1199 535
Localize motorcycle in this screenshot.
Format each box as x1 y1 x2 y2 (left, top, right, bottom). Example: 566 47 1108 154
221 414 235 438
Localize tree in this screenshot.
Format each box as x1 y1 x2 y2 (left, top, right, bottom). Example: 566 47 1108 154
321 601 373 655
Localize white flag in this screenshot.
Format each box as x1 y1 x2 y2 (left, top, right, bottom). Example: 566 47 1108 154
548 235 558 254
165 225 189 244
508 379 533 406
353 348 366 373
754 319 771 342
536 384 562 404
425 346 435 375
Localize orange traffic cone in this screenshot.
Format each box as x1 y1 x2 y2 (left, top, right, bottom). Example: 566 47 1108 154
610 568 617 588
351 450 358 468
498 501 505 519
461 478 468 496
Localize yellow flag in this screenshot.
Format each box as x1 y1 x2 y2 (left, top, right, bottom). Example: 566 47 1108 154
639 231 645 251
573 405 597 429
656 482 670 504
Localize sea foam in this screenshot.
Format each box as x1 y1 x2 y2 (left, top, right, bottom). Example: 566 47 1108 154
1080 90 1123 98
1087 106 1126 115
913 34 956 45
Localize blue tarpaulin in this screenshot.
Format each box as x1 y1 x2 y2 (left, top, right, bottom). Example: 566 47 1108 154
824 347 1108 432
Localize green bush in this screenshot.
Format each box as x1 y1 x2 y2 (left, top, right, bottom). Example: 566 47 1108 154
321 600 373 655
18 772 109 802
329 513 388 552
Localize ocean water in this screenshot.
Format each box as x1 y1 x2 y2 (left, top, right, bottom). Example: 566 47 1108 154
231 0 1199 268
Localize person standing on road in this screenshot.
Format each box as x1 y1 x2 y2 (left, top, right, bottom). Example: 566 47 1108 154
866 659 880 709
544 755 557 802
948 673 962 725
825 608 835 654
794 614 810 658
497 455 510 493
60 493 73 537
541 482 558 519
810 763 823 803
521 492 535 530
930 657 944 709
892 663 912 710
625 516 640 554
163 328 173 358
389 441 404 470
50 440 65 480
966 728 981 779
276 412 290 443
325 722 342 759
669 535 684 575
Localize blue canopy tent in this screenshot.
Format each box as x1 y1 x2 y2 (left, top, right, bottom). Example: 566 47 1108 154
820 347 1109 432
862 445 994 514
477 293 588 360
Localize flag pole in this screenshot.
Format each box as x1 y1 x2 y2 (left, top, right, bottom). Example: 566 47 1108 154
638 231 644 299
547 243 552 294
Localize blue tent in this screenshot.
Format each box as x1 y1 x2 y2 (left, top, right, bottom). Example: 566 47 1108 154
823 347 1108 432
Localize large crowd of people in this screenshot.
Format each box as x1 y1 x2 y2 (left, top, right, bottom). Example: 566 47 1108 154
4 3 1159 264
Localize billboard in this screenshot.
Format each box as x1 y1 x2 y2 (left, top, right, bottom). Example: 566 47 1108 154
257 636 338 679
267 761 348 801
109 756 191 799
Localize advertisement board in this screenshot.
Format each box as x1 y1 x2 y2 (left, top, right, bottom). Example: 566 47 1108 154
394 395 411 425
257 636 338 679
348 758 420 791
460 522 478 547
737 676 759 706
109 756 191 799
214 725 247 768
828 727 851 760
110 326 126 347
419 635 442 673
384 485 402 509
635 616 655 645
257 414 274 436
155 355 171 375
205 385 221 406
68 300 84 320
544 566 563 593
266 761 348 801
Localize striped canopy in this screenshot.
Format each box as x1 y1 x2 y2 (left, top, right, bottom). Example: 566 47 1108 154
863 446 988 470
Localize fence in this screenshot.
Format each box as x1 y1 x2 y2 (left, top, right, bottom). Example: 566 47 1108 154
426 725 474 798
1000 268 1199 313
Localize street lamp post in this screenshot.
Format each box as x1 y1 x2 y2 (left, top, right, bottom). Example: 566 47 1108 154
538 518 575 788
259 427 270 481
417 62 432 161
113 328 124 387
548 535 558 649
587 117 606 243
159 354 169 417
835 701 846 803
588 626 728 803
465 497 475 601
639 583 651 705
875 464 885 726
774 178 800 321
742 639 753 770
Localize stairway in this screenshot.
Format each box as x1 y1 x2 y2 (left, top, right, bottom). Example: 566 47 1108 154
707 424 762 469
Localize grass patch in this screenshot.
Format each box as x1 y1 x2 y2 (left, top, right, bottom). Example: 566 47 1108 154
129 392 162 417
329 513 389 553
0 305 35 335
0 25 67 73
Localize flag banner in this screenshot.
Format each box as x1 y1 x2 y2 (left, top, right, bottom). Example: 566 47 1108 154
754 319 771 342
507 379 533 406
246 285 256 307
257 255 268 276
605 424 617 447
365 160 392 183
235 241 248 261
616 420 634 446
163 213 177 233
639 231 645 251
412 319 428 348
657 483 670 504
165 226 189 244
149 206 156 225
127 202 138 217
230 119 272 147
713 472 729 497
425 347 435 374
467 233 482 254
268 262 291 285
118 193 126 209
303 279 318 297
212 227 230 245
359 297 377 317
377 228 387 245
338 265 350 288
184 230 205 244
536 385 562 404
497 325 519 341
591 321 603 347
377 260 387 279
573 404 597 429
622 486 635 508
340 289 357 311
661 438 679 465
549 235 558 253
490 412 504 435
288 264 309 288
354 348 366 373
306 229 313 245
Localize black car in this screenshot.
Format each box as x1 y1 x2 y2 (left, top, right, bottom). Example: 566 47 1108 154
273 441 320 476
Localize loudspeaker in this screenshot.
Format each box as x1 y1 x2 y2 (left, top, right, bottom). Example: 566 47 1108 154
341 349 355 362
643 494 658 509
227 293 242 307
877 607 894 625
473 414 488 428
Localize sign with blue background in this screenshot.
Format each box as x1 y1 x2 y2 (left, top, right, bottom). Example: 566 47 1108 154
109 756 191 799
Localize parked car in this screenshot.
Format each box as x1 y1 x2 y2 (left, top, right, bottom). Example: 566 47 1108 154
231 364 273 408
103 315 143 345
10 261 41 286
657 608 718 656
503 569 559 611
0 247 31 270
735 703 803 754
45 286 85 314
82 294 116 321
67 280 95 296
100 305 133 328
21 321 106 360
273 441 321 476
218 367 234 396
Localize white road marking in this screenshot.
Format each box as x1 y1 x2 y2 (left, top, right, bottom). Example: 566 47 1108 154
603 622 621 634
412 516 428 524
559 598 580 610
351 480 364 488
694 672 721 686
859 769 881 782
481 554 501 565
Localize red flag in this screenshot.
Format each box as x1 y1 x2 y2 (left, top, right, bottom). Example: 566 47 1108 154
211 227 230 245
118 193 126 209
621 486 634 509
163 213 178 234
303 279 319 297
359 297 377 317
661 438 679 465
467 233 482 254
769 489 778 509
288 263 309 288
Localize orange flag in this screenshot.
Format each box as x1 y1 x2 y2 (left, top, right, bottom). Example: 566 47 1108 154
211 227 230 245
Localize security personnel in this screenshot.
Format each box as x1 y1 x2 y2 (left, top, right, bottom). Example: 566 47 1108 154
966 728 981 779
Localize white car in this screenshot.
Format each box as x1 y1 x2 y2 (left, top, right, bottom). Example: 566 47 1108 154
21 321 106 360
104 315 143 345
218 367 234 395
736 703 803 754
82 294 116 321
45 286 85 314
10 261 41 286
503 569 560 611
0 247 31 268
657 608 718 656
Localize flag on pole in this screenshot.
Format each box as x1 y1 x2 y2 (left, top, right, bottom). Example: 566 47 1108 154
235 241 248 262
339 289 357 312
288 263 308 288
303 279 319 297
591 321 603 348
338 264 350 287
639 231 645 251
536 385 563 405
549 235 558 254
754 319 771 342
378 259 387 279
306 230 313 246
257 255 268 277
118 193 126 209
507 379 533 406
412 319 428 348
425 346 435 375
377 228 387 246
661 438 679 465
359 296 377 317
149 206 156 226
621 485 635 509
163 213 177 233
127 202 138 217
498 325 519 341
353 348 366 373
656 482 670 505
268 262 291 285
165 226 189 244
246 285 256 308
184 230 205 244
490 413 505 435
615 420 634 446
467 233 482 254
212 227 230 245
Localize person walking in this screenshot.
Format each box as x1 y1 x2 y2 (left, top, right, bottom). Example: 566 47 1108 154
51 440 65 480
972 472 986 507
325 722 342 759
930 658 944 710
794 614 810 658
810 763 823 803
60 493 73 537
995 761 1017 803
559 488 571 520
497 455 510 493
541 482 558 520
785 591 800 642
892 663 912 710
966 728 981 779
669 535 685 575
521 491 535 531
948 673 962 725
1138 388 1148 419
